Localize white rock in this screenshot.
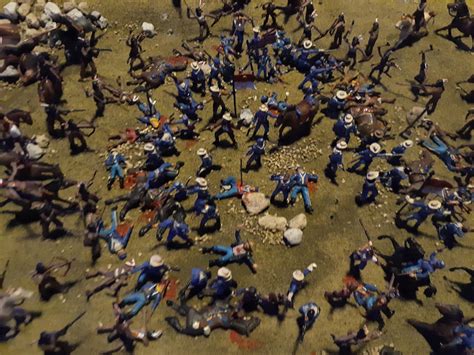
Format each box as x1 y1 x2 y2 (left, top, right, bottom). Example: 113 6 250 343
284 228 303 246
44 2 62 18
77 1 89 13
66 8 85 22
0 65 19 79
141 22 156 36
26 142 44 160
63 1 76 13
17 3 31 17
289 213 307 230
258 214 287 231
242 192 270 215
3 2 19 20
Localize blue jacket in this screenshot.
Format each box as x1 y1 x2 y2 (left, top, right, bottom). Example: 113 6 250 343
291 172 318 186
105 153 126 168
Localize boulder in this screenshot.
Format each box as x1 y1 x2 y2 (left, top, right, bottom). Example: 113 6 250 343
0 65 19 80
258 214 287 232
141 22 156 37
289 213 307 230
17 3 31 17
242 192 270 215
3 2 19 21
33 134 50 148
44 2 61 18
66 8 85 22
63 2 76 13
240 108 253 126
77 2 89 13
26 142 44 160
284 228 303 246
25 13 40 29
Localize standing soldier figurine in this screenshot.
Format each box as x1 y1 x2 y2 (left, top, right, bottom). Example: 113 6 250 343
212 112 238 147
209 85 228 122
364 19 379 58
295 302 320 351
262 2 282 29
189 62 206 96
105 149 127 190
357 171 380 205
326 140 347 185
329 13 346 49
196 148 221 177
126 29 145 72
186 4 217 42
85 76 114 122
79 43 99 81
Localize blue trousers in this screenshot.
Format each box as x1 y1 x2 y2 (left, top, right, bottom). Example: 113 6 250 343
215 187 239 200
360 184 378 203
110 164 124 180
120 292 147 318
251 121 269 138
211 246 234 264
291 186 312 209
405 212 428 229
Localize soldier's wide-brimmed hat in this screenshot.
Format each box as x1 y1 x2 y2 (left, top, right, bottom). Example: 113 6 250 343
195 177 208 187
344 114 354 124
197 148 207 156
293 270 305 282
402 140 414 148
161 132 172 142
144 143 155 152
260 104 268 112
191 61 199 70
336 141 348 150
223 113 232 121
367 171 380 181
336 90 348 100
370 143 381 154
428 200 442 210
253 26 260 33
217 267 232 281
303 39 313 49
210 85 220 93
150 254 163 267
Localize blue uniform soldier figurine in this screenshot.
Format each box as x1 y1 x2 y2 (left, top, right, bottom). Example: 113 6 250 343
437 222 465 249
388 139 413 166
333 114 357 144
132 255 170 290
297 302 320 344
197 148 220 177
286 263 317 307
157 216 193 248
178 268 211 302
403 198 444 231
189 61 206 96
202 230 257 273
105 149 127 190
357 171 379 205
270 173 293 205
290 166 319 213
245 138 265 171
249 104 278 140
326 140 347 184
349 143 381 174
195 199 221 234
202 267 237 302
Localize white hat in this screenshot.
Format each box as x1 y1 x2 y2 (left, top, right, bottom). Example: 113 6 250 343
369 143 381 154
344 114 354 124
195 177 208 187
197 148 207 156
144 143 155 152
191 61 199 70
366 171 380 181
179 81 186 89
336 90 348 100
293 270 305 281
210 85 220 93
150 254 163 267
428 200 442 210
217 267 232 281
303 40 313 49
223 113 232 121
253 26 260 33
402 140 413 148
336 141 348 150
162 132 172 142
260 104 268 112
132 95 139 102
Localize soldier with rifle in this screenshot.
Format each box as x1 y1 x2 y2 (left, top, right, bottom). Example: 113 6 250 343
37 311 86 355
293 302 320 354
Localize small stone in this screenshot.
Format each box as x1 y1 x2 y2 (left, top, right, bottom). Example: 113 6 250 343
63 1 76 13
44 2 62 18
66 8 85 22
25 13 40 29
3 2 19 21
77 1 89 13
17 3 31 17
289 213 307 230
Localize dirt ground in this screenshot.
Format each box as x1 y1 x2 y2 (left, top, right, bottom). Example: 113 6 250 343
0 0 473 354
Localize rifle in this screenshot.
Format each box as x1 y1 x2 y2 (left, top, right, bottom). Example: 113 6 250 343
359 219 372 243
292 323 307 355
0 260 9 289
61 311 86 334
95 48 113 52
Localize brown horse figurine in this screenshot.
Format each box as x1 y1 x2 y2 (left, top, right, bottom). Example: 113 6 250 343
436 2 474 51
274 99 319 143
0 109 33 126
